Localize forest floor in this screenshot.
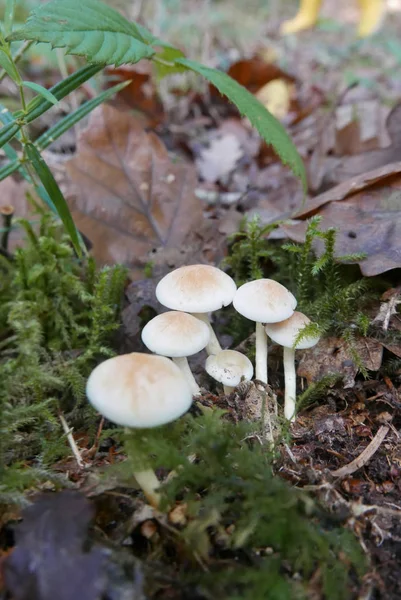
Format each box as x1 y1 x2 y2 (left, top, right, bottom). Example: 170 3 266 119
1 0 401 599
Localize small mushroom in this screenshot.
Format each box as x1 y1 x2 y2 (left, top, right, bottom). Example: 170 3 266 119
155 264 236 355
86 353 192 508
233 279 297 384
205 350 254 395
141 311 210 395
264 311 320 422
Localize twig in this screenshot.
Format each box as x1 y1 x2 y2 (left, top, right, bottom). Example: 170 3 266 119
85 416 104 458
331 425 390 477
59 412 84 468
1 204 14 253
0 41 33 83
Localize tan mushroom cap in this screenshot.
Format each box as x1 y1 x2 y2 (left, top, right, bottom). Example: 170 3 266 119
156 265 237 313
86 353 192 428
233 279 296 323
264 311 320 350
141 311 210 357
205 350 254 387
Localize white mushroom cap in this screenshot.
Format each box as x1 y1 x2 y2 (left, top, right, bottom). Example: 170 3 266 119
205 350 254 387
86 353 192 428
233 279 296 323
141 311 210 357
156 265 237 313
264 311 320 350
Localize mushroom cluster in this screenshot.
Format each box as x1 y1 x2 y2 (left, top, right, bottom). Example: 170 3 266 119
86 264 321 506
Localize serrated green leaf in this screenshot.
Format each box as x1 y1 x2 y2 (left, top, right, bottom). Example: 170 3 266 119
9 0 155 66
0 48 18 81
25 143 81 255
24 63 102 123
153 46 187 80
176 57 307 191
36 80 130 151
23 81 59 106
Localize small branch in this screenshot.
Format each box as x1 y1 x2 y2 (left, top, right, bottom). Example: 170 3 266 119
1 204 14 253
59 412 84 468
331 425 390 477
0 41 33 83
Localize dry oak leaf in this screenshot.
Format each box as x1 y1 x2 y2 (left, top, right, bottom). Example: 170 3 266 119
281 162 401 276
298 336 383 388
66 105 202 271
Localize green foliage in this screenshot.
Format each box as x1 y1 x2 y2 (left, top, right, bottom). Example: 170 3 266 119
25 143 82 254
9 0 307 197
282 217 374 340
176 58 307 188
225 215 381 377
0 210 127 501
10 0 156 65
296 374 341 411
117 410 365 599
223 215 280 285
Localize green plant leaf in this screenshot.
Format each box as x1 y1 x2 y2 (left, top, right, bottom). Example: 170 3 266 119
0 48 18 81
0 120 19 149
0 159 19 181
9 0 155 66
4 0 16 35
0 65 102 149
36 80 130 151
0 80 128 183
24 63 102 123
23 81 59 106
153 47 187 80
0 106 19 162
24 143 82 255
176 58 307 190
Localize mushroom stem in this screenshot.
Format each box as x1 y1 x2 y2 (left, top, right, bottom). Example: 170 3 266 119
223 385 234 395
124 427 161 508
255 322 268 384
283 346 296 421
133 469 161 508
192 313 222 355
172 356 200 395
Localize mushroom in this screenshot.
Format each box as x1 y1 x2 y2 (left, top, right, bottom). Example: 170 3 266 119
233 279 297 384
86 353 192 508
264 311 320 422
205 350 254 395
141 311 210 395
155 264 236 355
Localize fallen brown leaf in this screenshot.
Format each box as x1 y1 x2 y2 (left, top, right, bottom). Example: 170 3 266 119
280 162 401 276
66 105 203 274
227 56 294 93
298 336 383 388
105 62 164 127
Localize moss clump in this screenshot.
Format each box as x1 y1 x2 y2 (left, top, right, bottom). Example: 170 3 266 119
117 410 366 600
0 211 127 504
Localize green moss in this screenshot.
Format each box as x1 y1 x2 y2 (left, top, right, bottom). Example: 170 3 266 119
0 210 127 502
224 215 384 372
117 410 366 599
